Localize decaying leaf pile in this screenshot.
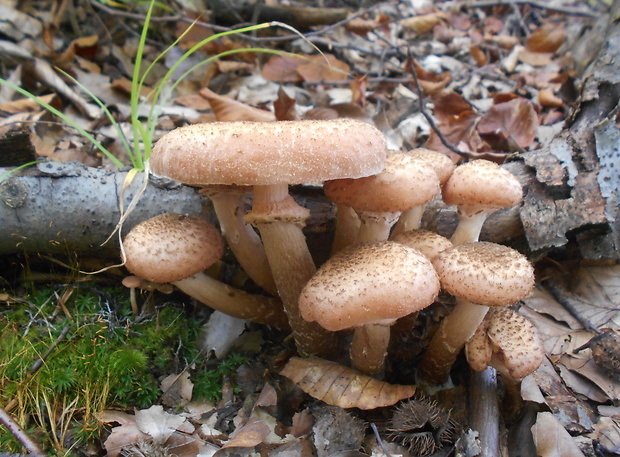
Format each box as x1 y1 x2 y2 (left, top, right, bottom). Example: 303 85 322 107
1 0 620 456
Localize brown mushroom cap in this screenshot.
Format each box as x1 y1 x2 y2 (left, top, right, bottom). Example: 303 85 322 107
150 119 386 186
123 213 224 283
323 153 440 212
466 307 545 379
299 241 440 331
442 159 522 209
392 229 453 260
405 148 455 185
433 242 535 307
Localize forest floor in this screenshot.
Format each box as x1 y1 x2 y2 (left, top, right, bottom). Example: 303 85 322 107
1 0 619 456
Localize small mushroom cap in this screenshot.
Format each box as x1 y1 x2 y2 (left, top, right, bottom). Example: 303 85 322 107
404 148 455 185
150 119 386 186
466 307 545 379
323 153 440 212
392 229 453 260
433 242 535 307
123 213 224 283
299 241 440 331
442 159 522 209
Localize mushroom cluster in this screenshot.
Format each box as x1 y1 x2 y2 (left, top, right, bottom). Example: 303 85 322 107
121 118 541 397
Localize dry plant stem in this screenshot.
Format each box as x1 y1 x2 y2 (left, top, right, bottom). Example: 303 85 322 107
247 184 340 357
174 272 290 330
203 187 278 296
391 205 425 237
418 298 489 385
356 211 400 243
350 323 391 377
0 406 45 457
450 208 490 245
469 367 500 457
331 203 360 254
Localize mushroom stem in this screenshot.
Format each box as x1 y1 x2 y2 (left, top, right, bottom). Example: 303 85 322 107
356 211 400 243
418 298 489 385
247 183 341 357
469 367 500 457
350 323 391 377
173 271 290 330
450 208 491 245
331 203 360 254
391 205 426 237
203 186 278 296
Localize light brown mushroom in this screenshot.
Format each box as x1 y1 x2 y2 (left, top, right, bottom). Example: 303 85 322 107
150 119 386 357
391 229 453 261
299 241 439 377
324 152 439 247
442 159 522 245
122 213 289 329
417 242 535 385
392 148 456 236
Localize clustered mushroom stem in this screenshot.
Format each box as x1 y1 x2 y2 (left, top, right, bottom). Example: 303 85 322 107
350 323 391 377
418 298 490 385
205 189 278 296
331 203 360 254
173 271 290 330
391 205 426 237
356 211 400 243
450 208 491 245
248 184 341 357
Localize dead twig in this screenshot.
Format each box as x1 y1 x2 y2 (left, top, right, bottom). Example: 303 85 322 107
0 406 45 457
406 52 469 159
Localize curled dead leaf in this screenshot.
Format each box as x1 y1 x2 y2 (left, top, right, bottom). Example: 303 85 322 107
280 357 416 410
199 88 275 122
526 23 566 53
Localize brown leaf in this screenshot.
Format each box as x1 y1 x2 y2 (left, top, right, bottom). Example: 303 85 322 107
262 55 304 83
538 89 564 108
430 90 471 122
400 12 446 34
280 357 416 410
426 110 481 160
0 93 57 114
221 417 271 449
532 412 586 457
477 97 539 150
519 49 554 67
526 23 566 53
273 87 299 121
199 87 275 122
296 54 350 83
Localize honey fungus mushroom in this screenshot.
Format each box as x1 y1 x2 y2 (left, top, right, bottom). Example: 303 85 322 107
122 213 289 329
299 241 440 377
417 242 535 385
150 119 386 357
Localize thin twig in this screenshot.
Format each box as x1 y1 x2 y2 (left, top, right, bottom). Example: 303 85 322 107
370 422 393 457
29 324 71 373
459 0 601 18
406 51 469 158
0 406 45 457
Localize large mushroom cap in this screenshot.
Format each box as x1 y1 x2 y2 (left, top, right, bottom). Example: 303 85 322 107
150 119 386 186
392 229 453 260
323 153 440 212
466 307 545 379
299 241 440 331
404 148 455 185
123 213 224 283
442 159 522 209
433 242 535 307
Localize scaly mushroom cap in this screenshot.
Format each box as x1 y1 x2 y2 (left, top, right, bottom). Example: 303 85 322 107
466 307 545 379
405 148 455 185
392 229 453 260
323 153 440 212
432 242 535 307
123 213 224 283
299 241 440 331
150 119 386 186
442 159 522 209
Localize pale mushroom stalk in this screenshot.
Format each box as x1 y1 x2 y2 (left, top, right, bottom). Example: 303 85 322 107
246 183 341 357
418 298 490 385
450 208 493 245
390 205 425 236
202 186 278 296
331 203 360 254
174 271 289 329
356 211 401 243
349 322 392 377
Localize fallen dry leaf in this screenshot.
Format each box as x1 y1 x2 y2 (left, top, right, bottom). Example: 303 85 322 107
199 87 275 122
135 405 188 444
400 12 446 34
526 23 566 53
477 97 539 151
532 411 585 457
296 54 350 83
280 357 416 410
